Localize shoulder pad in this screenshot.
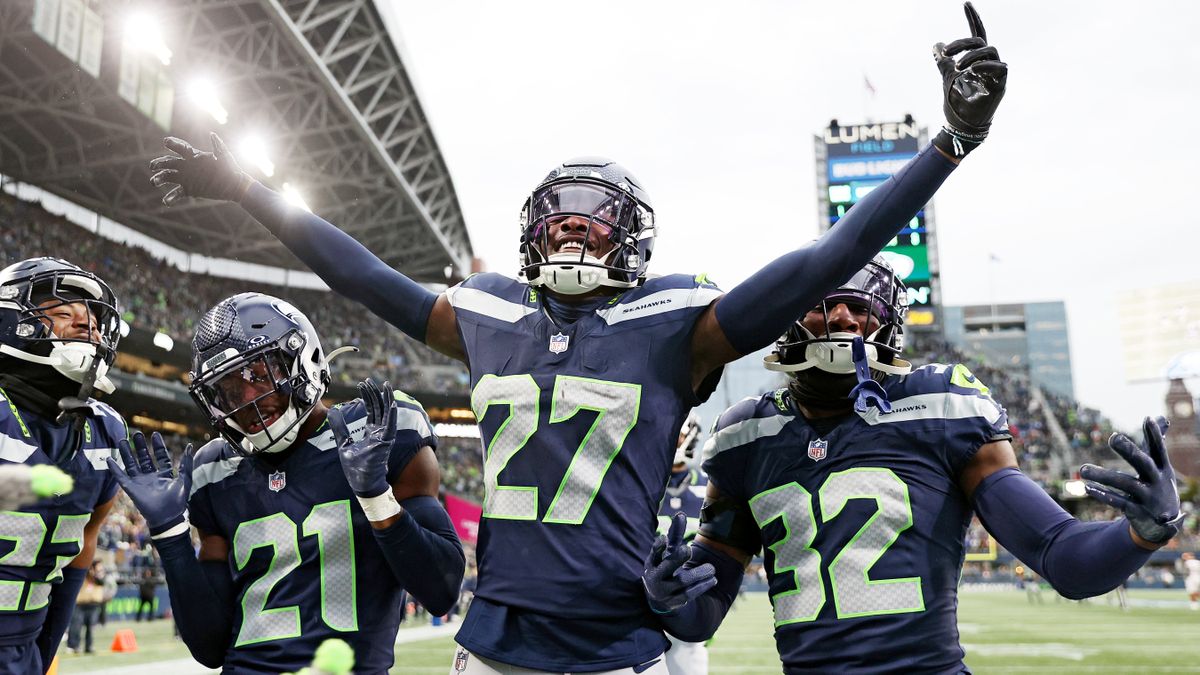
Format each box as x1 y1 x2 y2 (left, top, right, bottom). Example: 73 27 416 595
446 273 536 323
702 393 791 463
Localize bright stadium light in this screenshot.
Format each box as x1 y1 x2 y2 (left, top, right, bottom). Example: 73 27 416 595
238 136 274 177
282 183 311 213
188 78 228 125
152 331 174 352
118 320 130 338
124 13 172 65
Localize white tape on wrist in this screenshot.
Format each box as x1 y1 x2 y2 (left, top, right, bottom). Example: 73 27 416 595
152 520 191 540
357 491 403 522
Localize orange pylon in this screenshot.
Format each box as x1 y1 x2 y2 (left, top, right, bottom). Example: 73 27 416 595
110 628 138 653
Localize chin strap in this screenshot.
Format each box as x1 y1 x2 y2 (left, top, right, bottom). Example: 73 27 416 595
848 336 891 413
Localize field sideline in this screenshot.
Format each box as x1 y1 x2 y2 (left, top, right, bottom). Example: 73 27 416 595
55 589 1199 674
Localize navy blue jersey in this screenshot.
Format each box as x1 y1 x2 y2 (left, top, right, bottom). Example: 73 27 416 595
187 392 435 674
657 468 708 538
0 388 124 644
702 364 1010 674
447 272 722 670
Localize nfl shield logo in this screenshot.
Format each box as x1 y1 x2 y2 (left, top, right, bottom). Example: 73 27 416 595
549 332 570 354
454 647 469 672
268 471 286 492
807 439 828 462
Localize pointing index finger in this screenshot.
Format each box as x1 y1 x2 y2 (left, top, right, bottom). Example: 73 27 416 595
964 2 986 43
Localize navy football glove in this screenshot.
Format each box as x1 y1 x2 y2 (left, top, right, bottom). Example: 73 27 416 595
643 512 717 614
106 432 193 537
150 133 253 206
932 2 1007 158
329 379 396 500
1080 416 1184 546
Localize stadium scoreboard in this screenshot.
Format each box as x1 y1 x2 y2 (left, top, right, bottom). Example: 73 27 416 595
814 119 941 329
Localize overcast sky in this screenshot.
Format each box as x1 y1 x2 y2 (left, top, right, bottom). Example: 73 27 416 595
377 0 1200 431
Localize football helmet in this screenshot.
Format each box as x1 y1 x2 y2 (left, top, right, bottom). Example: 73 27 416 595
674 412 702 466
764 256 912 377
0 257 121 394
189 293 329 456
519 157 655 294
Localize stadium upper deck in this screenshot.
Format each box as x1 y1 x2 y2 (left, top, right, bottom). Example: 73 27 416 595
0 0 471 281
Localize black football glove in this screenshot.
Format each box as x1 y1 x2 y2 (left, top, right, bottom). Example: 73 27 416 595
932 2 1007 158
150 132 253 206
1080 416 1185 546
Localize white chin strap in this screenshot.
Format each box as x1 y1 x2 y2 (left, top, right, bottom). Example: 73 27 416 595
0 341 115 394
764 331 911 376
533 253 636 295
229 404 309 454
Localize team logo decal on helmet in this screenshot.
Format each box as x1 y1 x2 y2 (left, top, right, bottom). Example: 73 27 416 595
189 293 331 456
0 257 121 394
519 157 656 295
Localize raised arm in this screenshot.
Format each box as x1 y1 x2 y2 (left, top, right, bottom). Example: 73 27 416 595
690 2 1007 386
148 134 464 361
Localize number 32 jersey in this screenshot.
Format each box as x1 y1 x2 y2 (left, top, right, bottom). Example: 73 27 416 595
703 364 1010 674
187 394 435 674
448 272 722 671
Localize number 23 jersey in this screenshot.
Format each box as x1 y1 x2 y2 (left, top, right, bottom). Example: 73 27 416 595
703 364 1010 674
448 274 721 617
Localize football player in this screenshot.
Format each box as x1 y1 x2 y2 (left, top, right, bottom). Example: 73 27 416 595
147 5 1007 671
108 293 464 673
656 413 710 675
0 257 127 674
645 256 1183 673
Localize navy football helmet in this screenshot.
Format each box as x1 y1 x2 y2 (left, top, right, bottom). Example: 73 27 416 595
189 293 330 456
519 157 655 294
0 257 121 393
765 256 912 377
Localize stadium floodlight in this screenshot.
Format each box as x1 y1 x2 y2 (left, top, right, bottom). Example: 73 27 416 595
282 183 312 213
238 136 275 177
152 331 174 352
118 320 130 338
188 79 228 125
124 13 172 65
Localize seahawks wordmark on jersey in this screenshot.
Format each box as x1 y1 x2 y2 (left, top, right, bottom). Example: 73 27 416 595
703 364 1010 675
187 393 434 674
448 272 722 671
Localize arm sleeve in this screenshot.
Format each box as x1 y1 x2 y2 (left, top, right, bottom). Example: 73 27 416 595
239 182 439 342
386 396 439 484
656 541 744 643
371 495 465 616
715 146 956 354
972 467 1152 600
34 566 85 671
152 533 235 668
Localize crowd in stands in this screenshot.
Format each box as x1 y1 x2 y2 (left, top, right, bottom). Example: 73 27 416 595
0 193 470 396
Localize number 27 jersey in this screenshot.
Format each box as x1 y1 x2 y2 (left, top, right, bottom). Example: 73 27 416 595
448 272 722 619
703 364 1011 674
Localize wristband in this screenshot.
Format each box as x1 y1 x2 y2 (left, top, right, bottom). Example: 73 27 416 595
357 490 403 522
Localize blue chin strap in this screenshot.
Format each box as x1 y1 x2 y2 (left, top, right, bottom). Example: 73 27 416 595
848 336 891 413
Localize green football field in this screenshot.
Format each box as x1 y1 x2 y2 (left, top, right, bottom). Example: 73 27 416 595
56 589 1200 674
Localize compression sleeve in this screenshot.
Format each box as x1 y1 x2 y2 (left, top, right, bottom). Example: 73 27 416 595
34 566 85 671
371 495 465 616
972 467 1152 600
656 541 744 643
153 532 234 668
715 145 956 354
239 182 439 342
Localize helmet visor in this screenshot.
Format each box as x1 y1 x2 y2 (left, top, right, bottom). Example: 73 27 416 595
818 264 903 325
527 183 631 241
197 350 291 433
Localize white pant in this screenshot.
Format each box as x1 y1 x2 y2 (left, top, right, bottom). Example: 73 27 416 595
449 646 670 675
664 635 708 675
1185 576 1200 594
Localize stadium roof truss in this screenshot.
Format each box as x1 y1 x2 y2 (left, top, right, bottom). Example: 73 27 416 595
0 0 473 281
